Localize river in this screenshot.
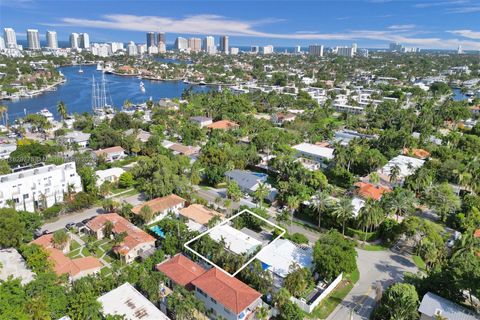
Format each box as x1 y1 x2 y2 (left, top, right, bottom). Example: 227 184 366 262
3 65 211 121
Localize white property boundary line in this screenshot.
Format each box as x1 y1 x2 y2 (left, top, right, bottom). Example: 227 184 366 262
184 209 286 277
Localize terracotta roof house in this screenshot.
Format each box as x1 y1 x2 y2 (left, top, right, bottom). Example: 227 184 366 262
93 146 126 162
354 182 391 201
156 253 206 289
190 116 213 128
206 120 239 130
271 112 296 126
30 234 102 280
168 143 201 157
179 204 224 231
86 213 156 264
474 229 480 238
131 194 186 224
402 148 431 160
157 255 262 320
192 268 262 320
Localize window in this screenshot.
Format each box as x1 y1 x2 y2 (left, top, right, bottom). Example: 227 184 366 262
223 307 231 314
23 194 29 199
210 297 217 304
196 288 207 298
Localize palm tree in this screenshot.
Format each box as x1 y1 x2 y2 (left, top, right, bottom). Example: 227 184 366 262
311 190 331 230
332 197 354 235
254 183 269 208
57 101 67 123
389 164 401 186
52 230 69 250
384 189 415 222
286 195 300 223
369 171 380 185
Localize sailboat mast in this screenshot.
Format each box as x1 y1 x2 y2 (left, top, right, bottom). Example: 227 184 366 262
91 75 96 112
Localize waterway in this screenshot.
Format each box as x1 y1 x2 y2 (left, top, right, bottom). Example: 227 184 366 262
3 65 210 121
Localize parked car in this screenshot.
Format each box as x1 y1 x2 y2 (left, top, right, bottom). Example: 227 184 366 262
65 222 76 230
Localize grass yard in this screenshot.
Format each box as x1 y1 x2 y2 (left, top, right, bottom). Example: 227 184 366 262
81 247 91 257
70 240 81 251
360 243 390 251
66 248 82 259
412 255 427 272
112 189 138 198
307 269 360 319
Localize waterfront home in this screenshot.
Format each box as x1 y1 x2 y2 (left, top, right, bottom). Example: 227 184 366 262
95 167 126 187
31 234 102 281
0 162 82 212
256 239 313 289
98 282 170 320
418 292 478 320
206 119 239 130
93 146 126 162
86 213 156 264
189 116 213 128
131 194 186 224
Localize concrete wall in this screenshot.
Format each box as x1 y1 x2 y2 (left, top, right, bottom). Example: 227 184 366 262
290 273 343 313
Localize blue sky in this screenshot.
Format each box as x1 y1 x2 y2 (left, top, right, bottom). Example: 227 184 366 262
1 0 480 49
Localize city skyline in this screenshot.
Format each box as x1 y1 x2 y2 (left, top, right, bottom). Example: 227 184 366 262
1 0 480 50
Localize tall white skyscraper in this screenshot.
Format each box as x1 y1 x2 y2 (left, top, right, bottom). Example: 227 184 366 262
203 36 216 54
46 31 58 49
262 45 274 54
308 44 324 57
0 37 5 50
337 46 355 57
220 35 229 54
3 28 17 49
352 43 357 55
27 29 41 50
70 33 79 49
79 33 90 48
127 41 137 56
174 37 188 51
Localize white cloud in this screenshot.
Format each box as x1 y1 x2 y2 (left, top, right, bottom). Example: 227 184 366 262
448 29 480 39
388 24 416 30
414 0 470 8
50 13 480 50
446 5 480 13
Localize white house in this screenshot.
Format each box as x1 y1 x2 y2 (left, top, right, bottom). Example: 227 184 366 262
93 146 126 162
418 292 478 320
95 167 126 187
60 131 90 148
189 116 213 128
292 143 335 167
0 143 16 159
0 162 82 212
209 224 262 255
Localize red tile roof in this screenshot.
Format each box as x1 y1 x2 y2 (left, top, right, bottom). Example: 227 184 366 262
132 194 186 216
354 182 391 201
156 254 206 287
191 268 262 315
93 146 125 157
402 148 430 160
206 120 239 130
86 213 155 256
179 204 224 225
474 229 480 238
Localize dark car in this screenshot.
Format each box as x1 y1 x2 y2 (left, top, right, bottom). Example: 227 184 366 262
81 218 91 224
65 222 76 230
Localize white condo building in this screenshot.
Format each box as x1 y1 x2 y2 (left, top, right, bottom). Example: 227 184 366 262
46 31 58 49
174 37 188 51
27 29 41 50
309 44 324 57
0 162 82 212
3 28 17 49
337 46 355 57
79 33 90 49
263 45 274 54
203 36 216 54
0 37 5 50
70 33 79 49
127 41 137 55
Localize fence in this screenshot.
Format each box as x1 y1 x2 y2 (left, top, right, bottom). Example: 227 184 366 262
290 273 343 313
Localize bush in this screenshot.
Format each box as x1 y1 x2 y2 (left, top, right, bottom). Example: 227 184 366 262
378 219 401 244
66 192 95 212
42 204 63 219
118 171 134 188
289 233 309 244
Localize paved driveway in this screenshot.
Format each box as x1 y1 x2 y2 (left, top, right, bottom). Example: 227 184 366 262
327 248 418 320
40 193 144 233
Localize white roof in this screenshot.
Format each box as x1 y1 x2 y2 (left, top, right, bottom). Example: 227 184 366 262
96 167 126 180
209 224 262 255
418 292 478 320
380 155 425 179
97 282 170 320
352 197 366 218
293 143 335 160
0 248 36 285
256 239 313 278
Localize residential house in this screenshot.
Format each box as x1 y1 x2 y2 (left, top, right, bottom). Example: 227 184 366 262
30 234 102 280
179 204 224 232
0 248 36 284
271 112 296 126
225 169 277 201
157 255 262 320
470 105 480 117
162 140 201 158
0 143 16 159
402 148 430 160
95 167 126 187
59 131 91 148
190 116 213 128
86 213 156 263
292 143 335 168
0 162 82 212
374 155 425 187
354 182 391 201
131 194 186 224
206 120 239 130
98 282 170 320
418 292 478 320
209 224 262 255
124 128 151 143
256 239 313 289
93 146 126 162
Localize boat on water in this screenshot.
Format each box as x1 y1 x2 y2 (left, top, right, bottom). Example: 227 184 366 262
37 108 54 122
140 82 146 93
78 66 84 74
96 62 103 71
198 80 206 85
92 74 115 116
183 79 190 84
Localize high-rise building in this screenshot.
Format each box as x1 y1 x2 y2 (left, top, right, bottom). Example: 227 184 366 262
158 42 166 53
308 44 324 57
137 44 147 55
27 29 41 50
127 41 137 56
146 32 156 48
157 32 166 45
250 45 259 54
188 38 201 52
70 33 79 49
110 42 124 53
79 33 90 49
230 47 239 55
352 43 357 55
46 31 58 49
220 35 229 54
203 36 216 54
457 45 464 54
337 46 355 57
174 37 188 51
0 37 5 50
262 45 274 54
3 28 17 49
357 48 369 58
389 42 403 52
294 45 301 54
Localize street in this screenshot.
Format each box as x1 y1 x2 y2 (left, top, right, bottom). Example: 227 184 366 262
327 248 418 320
40 193 144 233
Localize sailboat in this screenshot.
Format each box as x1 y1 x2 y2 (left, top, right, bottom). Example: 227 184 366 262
91 74 115 116
78 66 84 74
140 81 146 93
96 62 103 71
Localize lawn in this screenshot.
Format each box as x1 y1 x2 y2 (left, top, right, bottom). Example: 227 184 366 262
81 247 91 257
412 255 427 272
66 248 82 259
360 243 390 251
112 189 139 198
70 240 81 251
307 269 360 319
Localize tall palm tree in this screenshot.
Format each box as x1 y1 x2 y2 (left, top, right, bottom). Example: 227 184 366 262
286 195 300 223
384 189 415 222
389 164 401 186
332 197 354 235
254 183 269 208
311 190 331 230
57 101 67 123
